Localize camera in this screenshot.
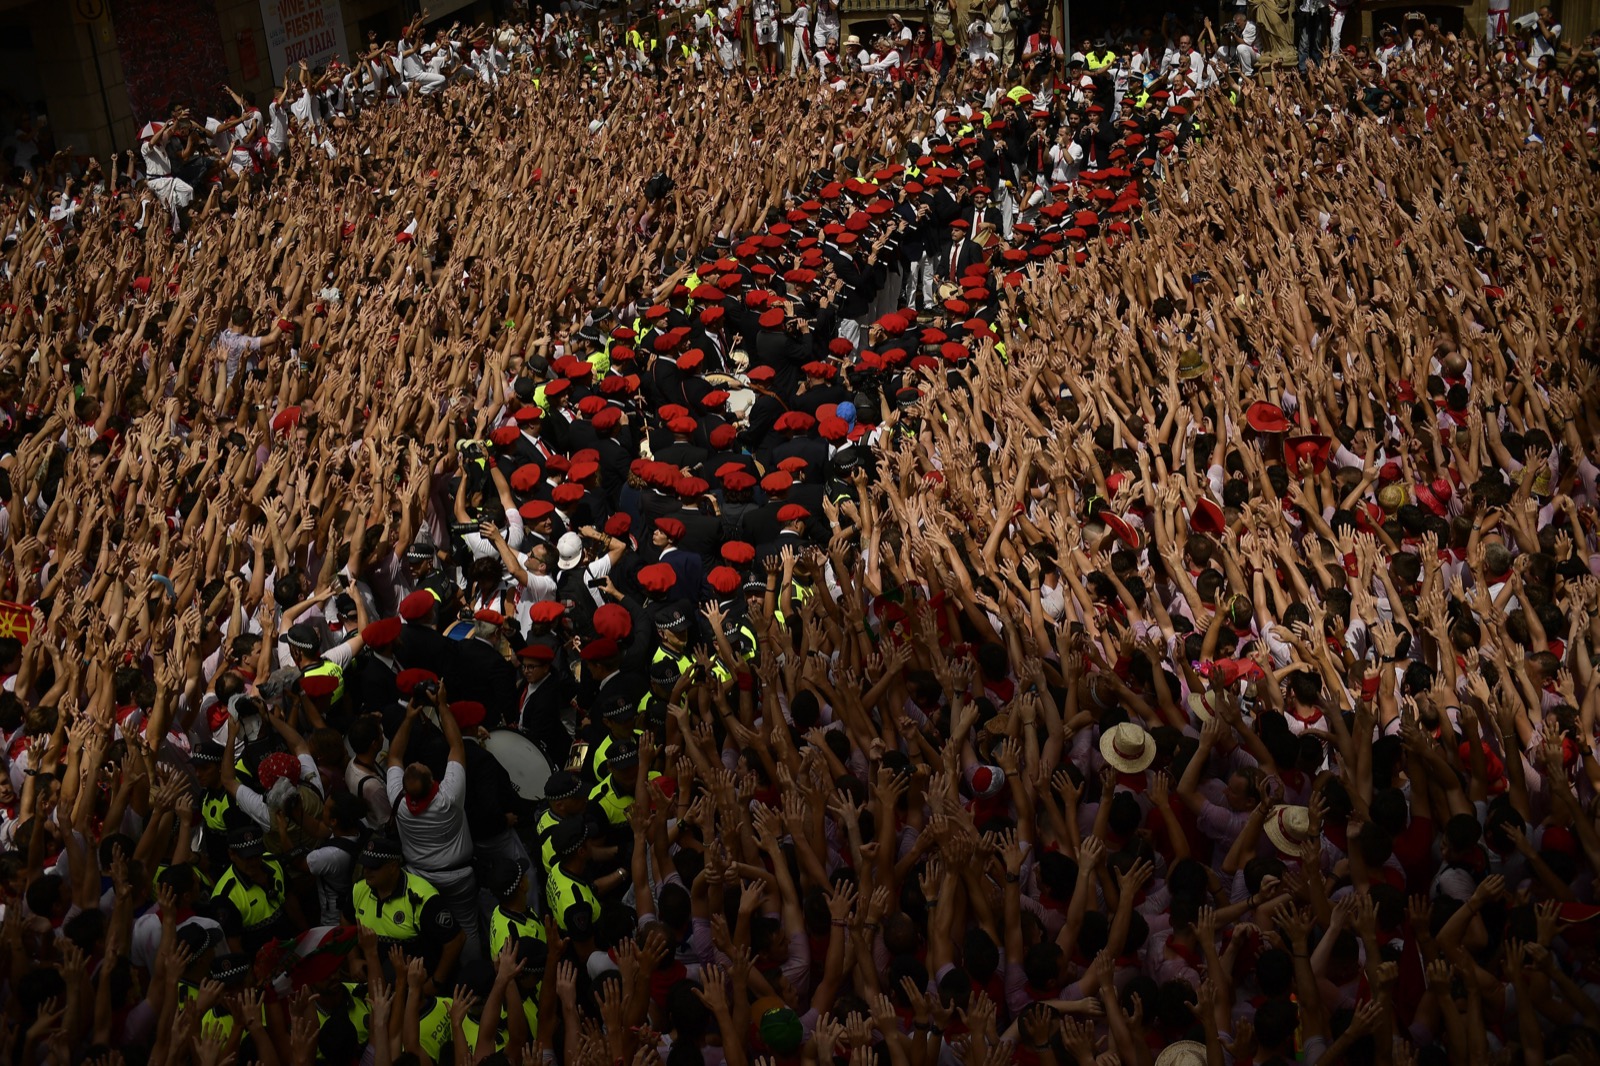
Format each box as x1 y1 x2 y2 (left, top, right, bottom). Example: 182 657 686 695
414 679 440 701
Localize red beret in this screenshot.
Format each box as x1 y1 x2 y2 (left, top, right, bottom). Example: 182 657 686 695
300 674 338 699
746 365 776 383
655 517 686 540
520 499 555 522
605 513 632 537
668 416 698 435
361 617 402 647
636 563 677 594
723 471 757 491
271 406 302 434
399 591 436 622
592 408 621 431
708 424 738 449
513 405 542 423
510 464 543 492
678 349 705 373
568 460 600 483
722 540 756 565
518 643 556 662
777 504 811 522
544 455 571 475
489 426 521 447
708 566 741 595
758 309 785 329
593 603 632 640
449 701 486 729
473 609 505 626
760 471 792 493
551 483 585 506
676 476 710 499
701 390 729 409
529 601 566 624
395 668 440 696
544 378 570 398
580 638 620 662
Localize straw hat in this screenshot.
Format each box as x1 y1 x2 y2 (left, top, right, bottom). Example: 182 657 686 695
1154 1042 1207 1066
1263 804 1311 856
1186 690 1217 724
1099 722 1155 774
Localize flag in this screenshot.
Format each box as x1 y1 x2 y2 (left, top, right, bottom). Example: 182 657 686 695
0 602 33 645
254 925 360 990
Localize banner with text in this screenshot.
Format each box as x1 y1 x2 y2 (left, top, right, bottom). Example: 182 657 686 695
258 0 349 81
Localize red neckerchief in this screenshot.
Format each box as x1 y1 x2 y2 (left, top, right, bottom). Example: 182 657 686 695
1167 935 1204 967
405 781 440 815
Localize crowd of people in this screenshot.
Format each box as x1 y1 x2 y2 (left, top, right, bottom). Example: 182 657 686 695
1 1 1599 1065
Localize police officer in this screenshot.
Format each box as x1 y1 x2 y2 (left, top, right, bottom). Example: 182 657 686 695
351 836 465 989
534 771 616 874
486 856 546 958
545 817 624 935
211 827 299 955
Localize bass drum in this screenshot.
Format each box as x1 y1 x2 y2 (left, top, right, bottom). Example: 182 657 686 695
482 730 554 801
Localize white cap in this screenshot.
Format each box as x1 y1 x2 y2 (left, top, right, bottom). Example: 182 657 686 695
557 531 584 570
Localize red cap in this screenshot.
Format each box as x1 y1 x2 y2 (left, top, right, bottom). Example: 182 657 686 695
518 643 556 662
449 701 486 729
655 517 686 540
760 471 793 493
300 674 338 699
529 601 566 624
510 464 542 492
777 456 808 473
636 563 677 594
721 541 756 565
1245 401 1291 435
520 500 555 522
395 668 440 696
593 603 632 640
777 504 811 522
473 609 505 626
707 566 741 595
551 483 585 506
489 426 521 447
581 638 620 662
1285 435 1332 476
723 471 756 491
1189 498 1226 535
362 617 402 647
604 513 632 537
399 591 436 621
708 424 738 449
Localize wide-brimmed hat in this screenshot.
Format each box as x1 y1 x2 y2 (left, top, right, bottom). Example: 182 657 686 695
1263 804 1311 855
1100 722 1155 774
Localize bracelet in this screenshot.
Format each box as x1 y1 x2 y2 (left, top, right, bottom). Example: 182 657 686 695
23 769 36 777
831 919 849 927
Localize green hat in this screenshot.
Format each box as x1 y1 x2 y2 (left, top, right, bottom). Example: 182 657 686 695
759 1006 804 1054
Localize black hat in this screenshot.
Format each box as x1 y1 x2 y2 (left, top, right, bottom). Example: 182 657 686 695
600 696 637 722
515 937 549 972
285 623 320 652
191 740 225 766
226 827 266 857
489 857 530 899
742 576 767 595
404 539 435 562
358 836 405 867
544 771 583 802
833 446 863 471
211 952 252 985
550 816 589 860
654 607 688 633
606 740 640 770
176 921 221 957
562 901 595 938
649 657 682 686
